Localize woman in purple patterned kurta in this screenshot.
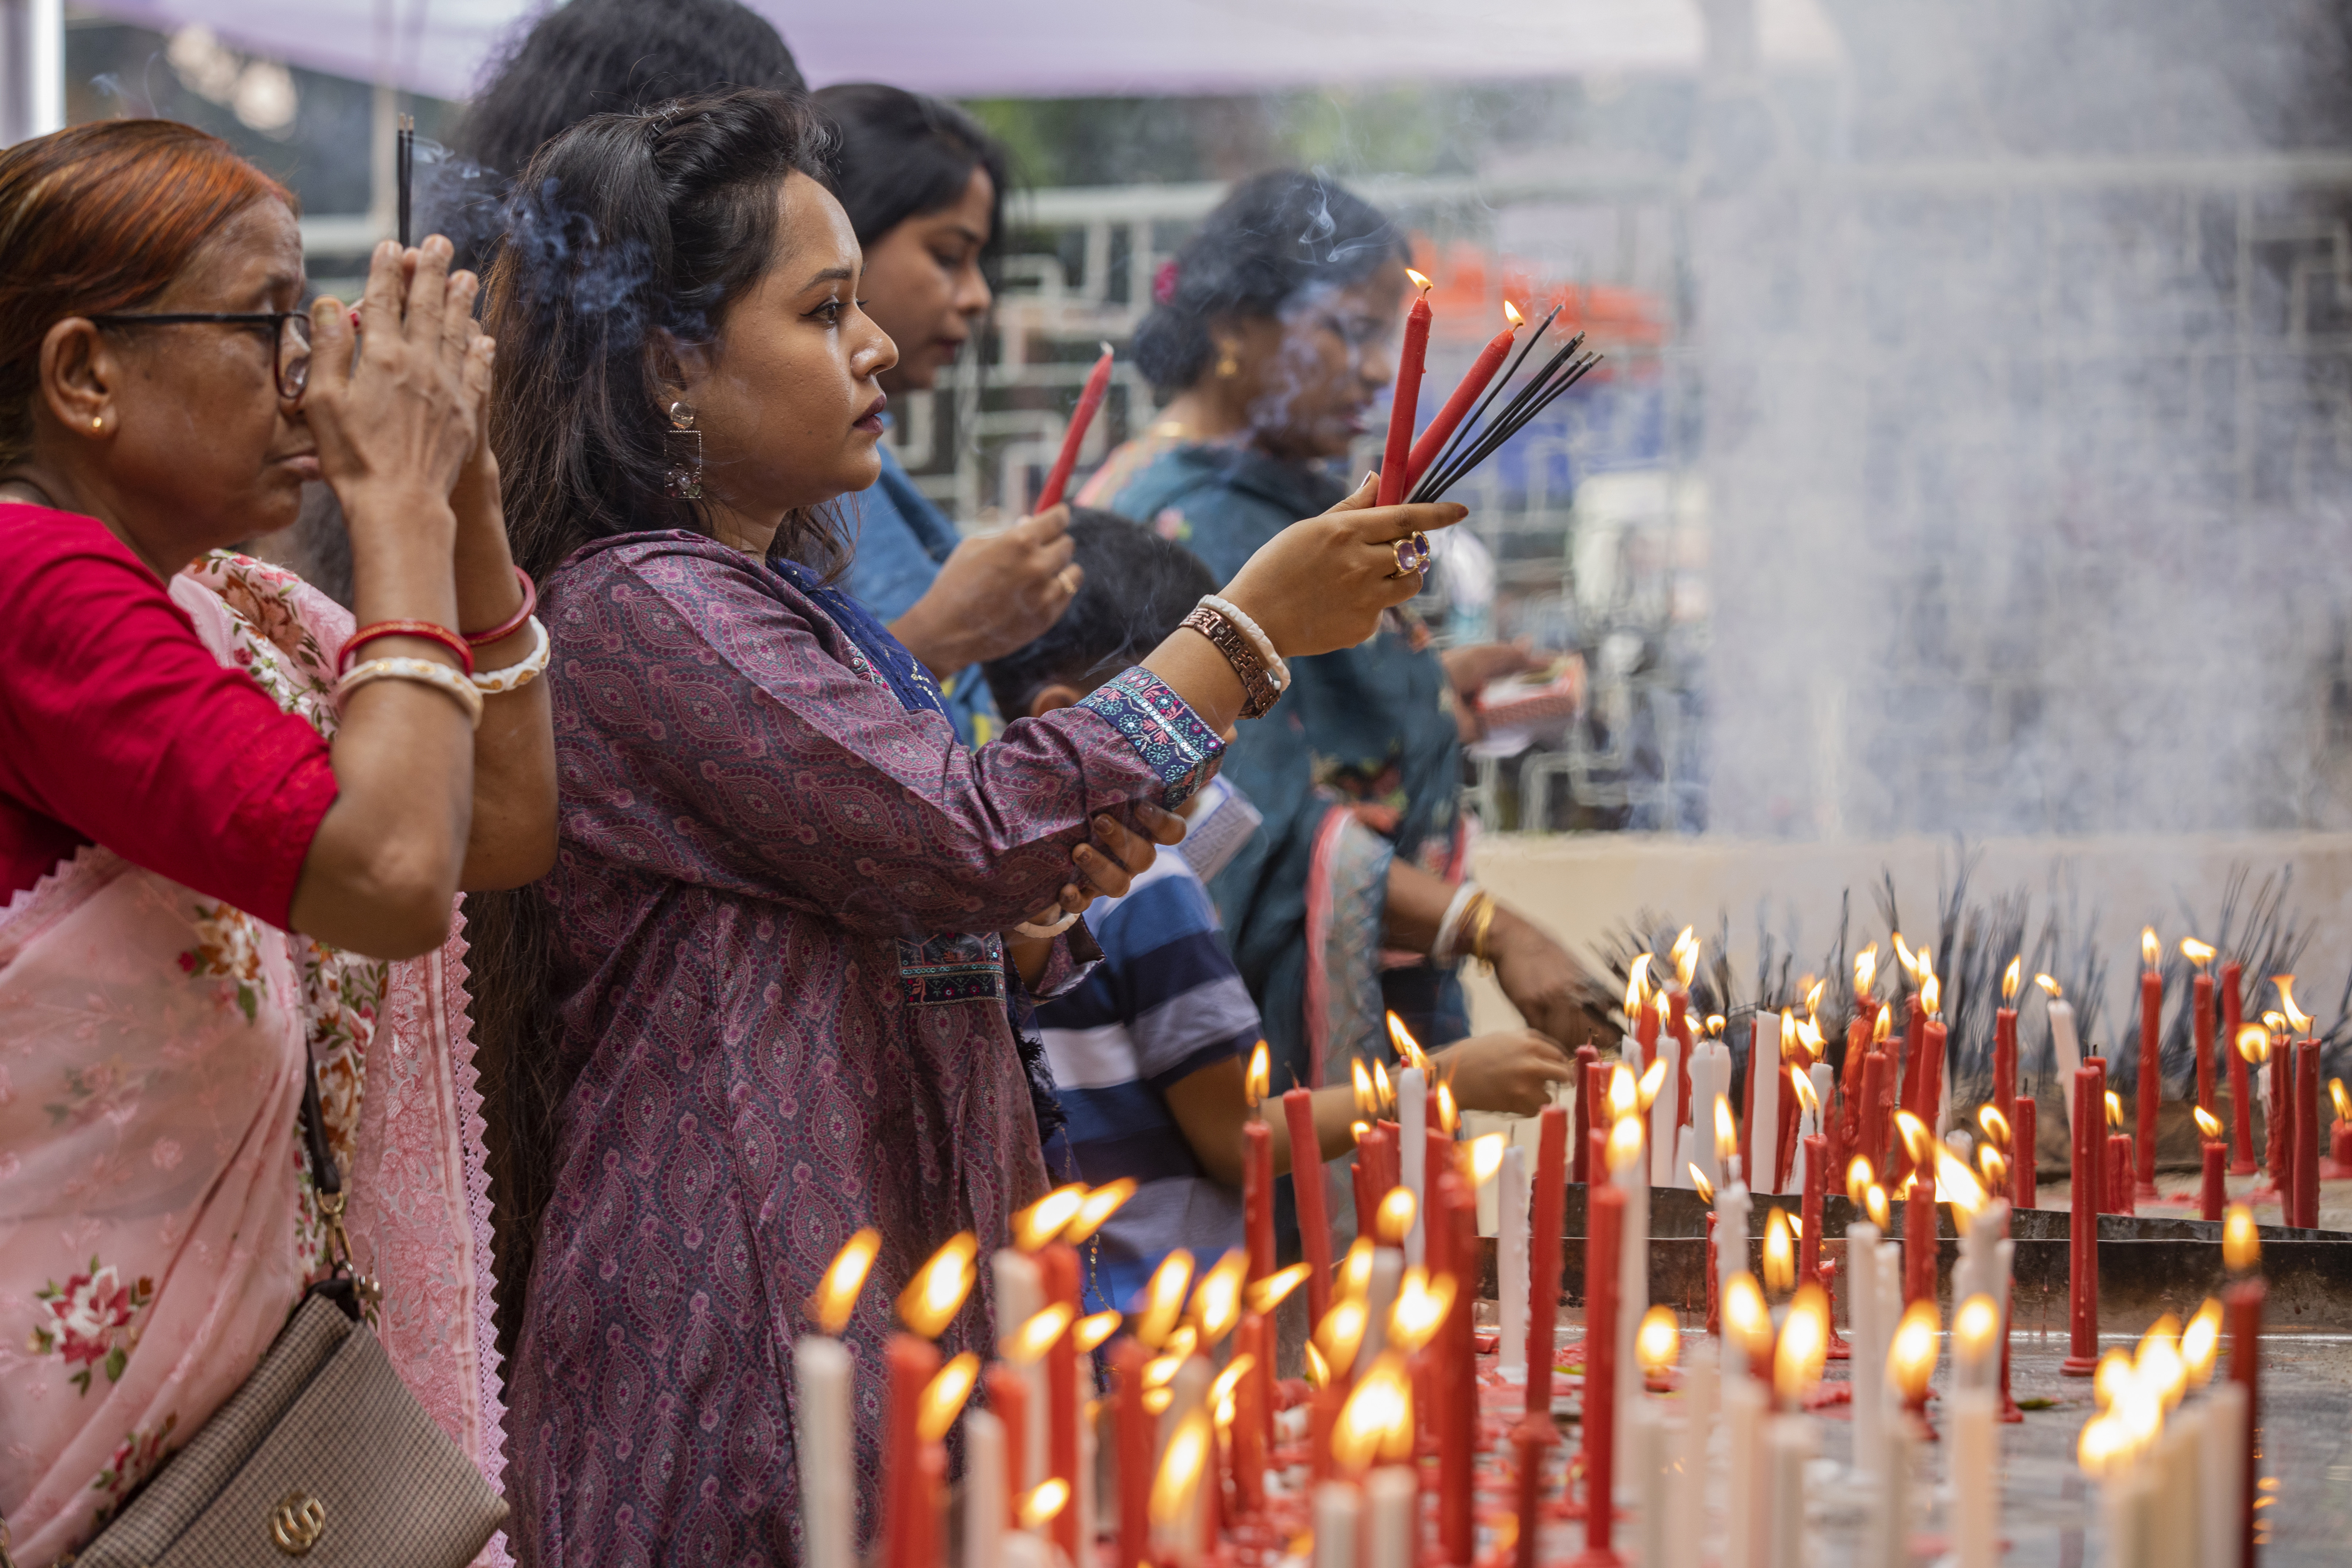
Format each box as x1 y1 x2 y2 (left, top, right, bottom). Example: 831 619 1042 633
470 93 1468 1565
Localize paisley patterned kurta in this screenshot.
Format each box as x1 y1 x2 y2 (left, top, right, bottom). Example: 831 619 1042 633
506 531 1221 1567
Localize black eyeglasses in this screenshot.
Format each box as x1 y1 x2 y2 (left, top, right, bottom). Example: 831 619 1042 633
85 311 314 401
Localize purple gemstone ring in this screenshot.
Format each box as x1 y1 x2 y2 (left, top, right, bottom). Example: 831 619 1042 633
1387 532 1432 579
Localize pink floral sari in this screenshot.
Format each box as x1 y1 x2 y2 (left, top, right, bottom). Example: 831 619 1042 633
0 554 505 1568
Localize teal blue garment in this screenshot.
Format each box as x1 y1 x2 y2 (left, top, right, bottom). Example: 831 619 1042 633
1097 441 1469 1095
842 438 1001 748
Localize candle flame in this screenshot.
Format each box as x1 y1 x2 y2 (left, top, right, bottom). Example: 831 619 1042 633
1248 1263 1312 1316
897 1233 978 1339
1654 989 1672 1029
1136 1250 1194 1350
1352 1059 1378 1118
1873 1003 1893 1044
2078 1412 2125 1476
2142 927 2161 969
1350 1119 1371 1147
1865 1183 1890 1230
1012 1186 1087 1252
2263 1010 2285 1034
1503 299 1524 329
1637 1055 1668 1113
1762 1210 1796 1295
2094 1347 2134 1411
1722 1272 1772 1363
1003 1304 1075 1366
1847 1156 1874 1205
1855 944 1879 997
1339 1237 1374 1301
1637 1305 1680 1376
1977 1104 2011 1149
2223 1204 2260 1273
1774 1283 1830 1404
1608 1063 1638 1123
1315 1295 1371 1380
1374 1187 1417 1248
2275 974 2312 1036
1207 1352 1256 1413
1385 1012 1429 1074
1020 1479 1070 1530
808 1227 881 1335
1149 1408 1213 1526
1332 1351 1415 1470
2194 1105 2224 1140
1790 1066 1819 1116
1404 268 1432 295
1606 1114 1645 1175
2333 1078 2351 1124
1707 1013 1726 1037
1690 1164 1715 1203
1953 1293 1999 1363
2135 1314 2187 1410
917 1352 979 1442
1065 1177 1137 1245
1920 971 1941 1017
1303 1340 1331 1390
1888 1300 1940 1403
2236 1023 2271 1065
1435 1081 1459 1137
1892 933 1917 980
1937 1149 1987 1217
1469 1132 1507 1185
1190 1248 1248 1346
1371 1059 1394 1111
2002 956 2022 1001
1976 1144 2008 1192
1714 1094 1738 1162
1073 1310 1121 1353
2181 938 2216 968
1385 1268 1456 1355
1245 1040 1271 1107
1624 954 1653 1015
1803 976 1826 1018
2181 1298 2223 1386
1673 926 1699 989
1894 1110 1934 1167
1779 1008 1797 1061
2036 973 2063 999
1794 1017 1824 1062
2104 1090 2123 1130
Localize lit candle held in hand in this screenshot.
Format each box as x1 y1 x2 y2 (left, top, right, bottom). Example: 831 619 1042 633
1376 271 1433 506
1033 342 1113 512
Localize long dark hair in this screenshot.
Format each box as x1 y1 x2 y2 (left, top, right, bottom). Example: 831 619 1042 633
1129 169 1406 393
810 83 1010 274
469 87 835 1362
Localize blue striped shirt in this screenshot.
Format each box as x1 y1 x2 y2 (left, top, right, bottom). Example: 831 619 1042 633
1038 851 1260 1315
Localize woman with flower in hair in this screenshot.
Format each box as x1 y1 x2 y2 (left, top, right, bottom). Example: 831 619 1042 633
1082 170 1608 1141
0 120 551 1564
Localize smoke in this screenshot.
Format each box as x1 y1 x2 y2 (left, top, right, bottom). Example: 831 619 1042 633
1698 0 2352 846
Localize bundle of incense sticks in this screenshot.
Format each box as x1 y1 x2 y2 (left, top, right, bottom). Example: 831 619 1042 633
396 113 415 247
1407 303 1602 503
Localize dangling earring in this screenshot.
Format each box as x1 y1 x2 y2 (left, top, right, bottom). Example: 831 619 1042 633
1215 344 1240 379
665 401 703 500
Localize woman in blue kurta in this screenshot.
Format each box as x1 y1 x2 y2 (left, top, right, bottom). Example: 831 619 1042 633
467 98 1470 1565
1082 171 1611 1108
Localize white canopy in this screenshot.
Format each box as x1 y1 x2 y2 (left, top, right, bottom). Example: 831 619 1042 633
79 0 1843 105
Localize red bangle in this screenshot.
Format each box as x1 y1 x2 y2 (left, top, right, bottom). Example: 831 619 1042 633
340 619 475 676
463 566 537 647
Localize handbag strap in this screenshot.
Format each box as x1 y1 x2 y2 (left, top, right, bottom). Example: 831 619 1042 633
297 1052 378 1323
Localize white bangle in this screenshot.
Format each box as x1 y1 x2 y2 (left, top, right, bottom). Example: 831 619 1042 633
470 615 550 694
1199 594 1289 691
1432 879 1482 964
1014 908 1082 940
335 655 485 728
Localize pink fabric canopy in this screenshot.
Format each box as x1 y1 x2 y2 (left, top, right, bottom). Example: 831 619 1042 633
81 0 1842 105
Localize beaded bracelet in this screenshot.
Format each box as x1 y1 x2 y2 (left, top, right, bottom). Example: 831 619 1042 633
335 655 486 728
469 616 550 695
463 566 538 648
340 619 474 677
1181 603 1282 720
1198 594 1290 693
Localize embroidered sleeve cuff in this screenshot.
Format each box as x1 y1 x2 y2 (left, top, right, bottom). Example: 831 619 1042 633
1074 666 1225 808
1019 916 1105 1002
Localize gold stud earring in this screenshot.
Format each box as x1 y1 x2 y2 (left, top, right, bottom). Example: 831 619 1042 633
1215 345 1240 379
91 416 102 432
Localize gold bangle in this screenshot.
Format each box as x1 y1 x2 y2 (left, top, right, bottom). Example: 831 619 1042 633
1466 893 1499 968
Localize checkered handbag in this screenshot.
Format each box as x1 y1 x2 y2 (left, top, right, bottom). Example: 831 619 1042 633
66 1066 507 1568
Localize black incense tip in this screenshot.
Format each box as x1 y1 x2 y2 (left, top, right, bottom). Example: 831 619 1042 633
395 113 413 249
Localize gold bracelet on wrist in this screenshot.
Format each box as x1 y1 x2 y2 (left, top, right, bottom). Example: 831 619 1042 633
1466 893 1499 968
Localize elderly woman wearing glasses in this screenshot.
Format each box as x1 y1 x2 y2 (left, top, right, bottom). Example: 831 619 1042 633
0 121 551 1565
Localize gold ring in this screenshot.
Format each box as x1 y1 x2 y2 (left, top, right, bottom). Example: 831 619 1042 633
1056 565 1081 595
1386 532 1431 579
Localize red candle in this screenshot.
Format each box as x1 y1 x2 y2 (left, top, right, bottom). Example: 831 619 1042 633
2138 960 2163 1200
2013 1097 2038 1210
2201 1137 2228 1222
1920 1019 1948 1146
1670 990 1695 1134
985 1364 1027 1511
1511 1414 1555 1568
1527 1105 1568 1416
1309 1373 1344 1485
1636 995 1661 1072
1405 306 1519 487
1034 342 1113 511
1377 272 1433 506
2226 1272 2266 1568
2333 1114 2352 1175
909 1440 945 1568
1800 1132 1827 1286
1896 997 1927 1187
2087 1058 2109 1214
1041 1244 1081 1565
2294 1040 2321 1230
2269 1042 2293 1197
1352 1148 1378 1243
1284 1087 1333 1326
2062 1065 2102 1377
1112 1338 1151 1568
1904 1182 1936 1307
1573 1049 1599 1186
880 1334 940 1568
2224 961 2255 1174
1437 1170 1477 1565
1993 1004 2018 1146
2110 1133 2135 1217
1233 1313 1269 1516
1741 1014 1768 1182
1579 1182 1625 1565
2193 965 2216 1114
1841 1011 1874 1152
1243 1119 1275 1282
1774 1071 1798 1194
1861 1048 1891 1169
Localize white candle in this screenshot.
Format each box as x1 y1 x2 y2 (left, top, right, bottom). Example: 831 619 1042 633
1077 1379 1097 1563
2202 1382 2248 1568
1630 1402 1671 1568
1499 1144 1531 1375
2105 1460 2156 1568
1869 1406 1915 1568
1667 1353 1717 1568
1846 1220 1883 1470
794 1336 855 1568
1722 1376 1768 1568
1398 1066 1427 1265
1691 1045 1730 1191
2049 997 2083 1125
1652 1034 1682 1186
1764 1413 1813 1568
2155 1409 2202 1568
993 1249 1049 1484
1365 1466 1416 1568
1949 1386 1997 1568
1750 1015 1783 1194
1313 1481 1360 1568
1362 1246 1404 1361
964 1406 1006 1568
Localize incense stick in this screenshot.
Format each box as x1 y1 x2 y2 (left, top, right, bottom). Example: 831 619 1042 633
1406 308 1562 501
1410 325 1602 504
396 113 413 248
